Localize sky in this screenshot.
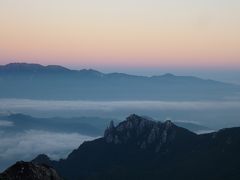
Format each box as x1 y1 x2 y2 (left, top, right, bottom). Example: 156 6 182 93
0 0 240 81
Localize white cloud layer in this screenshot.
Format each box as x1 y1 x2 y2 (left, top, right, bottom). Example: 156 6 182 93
0 99 240 112
0 120 14 127
0 130 95 172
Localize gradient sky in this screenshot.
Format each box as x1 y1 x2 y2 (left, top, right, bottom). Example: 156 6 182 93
0 0 240 71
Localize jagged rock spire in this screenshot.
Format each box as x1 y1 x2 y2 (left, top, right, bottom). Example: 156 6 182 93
104 120 116 143
103 114 181 152
109 120 115 129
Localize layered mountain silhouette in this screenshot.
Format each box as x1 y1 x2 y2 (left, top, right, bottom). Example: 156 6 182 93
0 63 239 100
26 114 240 180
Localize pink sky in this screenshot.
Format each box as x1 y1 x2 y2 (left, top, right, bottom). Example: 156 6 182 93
0 0 240 69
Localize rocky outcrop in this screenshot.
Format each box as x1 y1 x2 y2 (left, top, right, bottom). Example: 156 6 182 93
104 114 188 152
31 154 54 166
30 114 240 180
0 161 63 180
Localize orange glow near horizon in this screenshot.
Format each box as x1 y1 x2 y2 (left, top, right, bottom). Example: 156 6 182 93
0 0 240 69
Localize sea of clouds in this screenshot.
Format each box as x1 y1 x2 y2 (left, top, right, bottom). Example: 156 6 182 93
0 98 240 172
0 129 95 172
0 99 240 112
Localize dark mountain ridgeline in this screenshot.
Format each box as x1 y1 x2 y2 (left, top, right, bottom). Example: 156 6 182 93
30 114 240 180
174 121 212 133
0 63 239 100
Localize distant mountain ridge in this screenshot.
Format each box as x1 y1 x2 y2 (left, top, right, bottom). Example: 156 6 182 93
0 63 235 81
0 63 203 78
0 113 113 136
28 114 240 180
0 63 239 100
0 63 71 73
0 113 212 136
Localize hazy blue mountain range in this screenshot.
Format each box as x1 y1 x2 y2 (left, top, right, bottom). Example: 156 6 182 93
0 63 239 100
27 114 240 180
0 113 112 136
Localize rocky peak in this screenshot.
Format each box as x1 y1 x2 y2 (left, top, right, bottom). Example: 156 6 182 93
0 161 63 180
117 114 156 131
164 120 174 129
109 120 115 129
32 154 52 165
104 114 179 152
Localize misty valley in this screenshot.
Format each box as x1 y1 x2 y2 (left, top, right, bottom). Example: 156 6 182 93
0 63 240 180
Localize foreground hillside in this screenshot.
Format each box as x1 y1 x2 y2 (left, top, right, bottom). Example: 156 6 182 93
1 114 240 179
0 161 63 180
9 114 238 180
